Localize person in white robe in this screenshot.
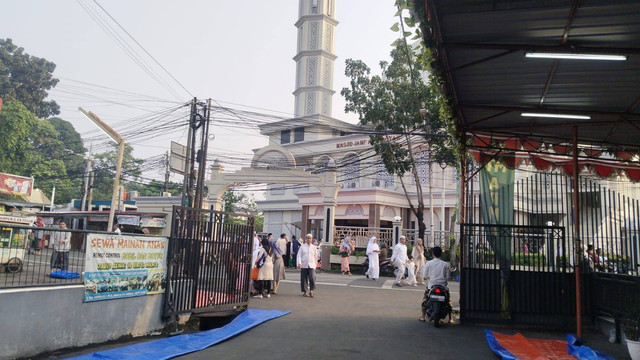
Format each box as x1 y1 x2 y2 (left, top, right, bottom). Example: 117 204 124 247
412 238 426 285
403 255 418 286
365 236 380 280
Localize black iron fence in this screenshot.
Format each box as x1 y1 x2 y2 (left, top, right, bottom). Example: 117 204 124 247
163 206 254 319
0 224 87 288
463 167 640 326
460 223 583 326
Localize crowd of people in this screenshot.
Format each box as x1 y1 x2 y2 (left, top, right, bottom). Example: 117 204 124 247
251 232 319 298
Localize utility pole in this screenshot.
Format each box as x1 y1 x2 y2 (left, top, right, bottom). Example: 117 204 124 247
164 151 170 193
194 99 211 210
81 158 91 212
181 98 197 208
87 169 94 211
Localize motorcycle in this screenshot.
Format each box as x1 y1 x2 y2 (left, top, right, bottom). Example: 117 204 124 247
361 257 395 277
424 285 452 328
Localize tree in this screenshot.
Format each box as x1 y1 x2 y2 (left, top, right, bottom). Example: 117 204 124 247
44 118 87 203
127 180 182 197
0 100 81 203
0 38 60 118
222 190 263 230
341 39 455 241
92 143 143 200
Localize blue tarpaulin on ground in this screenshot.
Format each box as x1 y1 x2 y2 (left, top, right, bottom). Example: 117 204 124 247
70 309 290 360
485 330 616 360
49 270 81 279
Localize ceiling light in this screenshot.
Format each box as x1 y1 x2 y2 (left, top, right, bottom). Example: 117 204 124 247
525 52 627 61
521 112 591 120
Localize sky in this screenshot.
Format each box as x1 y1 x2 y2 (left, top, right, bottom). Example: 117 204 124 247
0 0 400 188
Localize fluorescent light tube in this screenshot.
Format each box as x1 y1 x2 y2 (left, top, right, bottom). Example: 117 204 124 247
521 112 591 120
525 52 627 61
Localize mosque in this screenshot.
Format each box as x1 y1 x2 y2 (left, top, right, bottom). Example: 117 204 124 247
252 0 458 246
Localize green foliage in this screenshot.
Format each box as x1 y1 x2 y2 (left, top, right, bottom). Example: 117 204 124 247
0 38 60 118
92 143 143 200
512 253 546 266
41 117 87 203
222 190 263 231
127 180 182 197
0 100 74 202
331 246 366 257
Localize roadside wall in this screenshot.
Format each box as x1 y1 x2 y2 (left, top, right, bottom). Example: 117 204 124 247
0 285 165 360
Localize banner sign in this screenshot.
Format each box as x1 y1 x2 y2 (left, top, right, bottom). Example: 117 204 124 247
479 159 515 320
0 173 33 196
117 215 140 226
84 233 168 302
139 217 166 228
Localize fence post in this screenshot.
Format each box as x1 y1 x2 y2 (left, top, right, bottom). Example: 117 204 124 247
393 216 402 246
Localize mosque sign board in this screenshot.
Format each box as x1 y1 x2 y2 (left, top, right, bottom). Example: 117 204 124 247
336 139 368 149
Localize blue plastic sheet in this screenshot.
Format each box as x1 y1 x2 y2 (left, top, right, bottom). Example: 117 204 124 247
484 330 520 360
567 334 616 360
49 270 81 279
70 309 290 360
485 330 616 360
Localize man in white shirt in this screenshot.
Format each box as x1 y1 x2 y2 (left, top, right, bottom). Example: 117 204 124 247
50 221 71 271
297 233 318 298
419 246 453 323
390 235 409 287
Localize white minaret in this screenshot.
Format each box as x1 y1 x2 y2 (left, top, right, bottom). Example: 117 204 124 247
293 0 338 117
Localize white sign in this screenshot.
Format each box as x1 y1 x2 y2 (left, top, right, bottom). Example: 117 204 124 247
170 141 187 175
83 233 168 302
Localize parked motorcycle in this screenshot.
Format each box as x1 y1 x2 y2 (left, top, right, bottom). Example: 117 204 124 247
361 257 395 277
424 285 452 328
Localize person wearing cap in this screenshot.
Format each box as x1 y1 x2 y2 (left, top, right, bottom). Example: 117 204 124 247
390 235 408 287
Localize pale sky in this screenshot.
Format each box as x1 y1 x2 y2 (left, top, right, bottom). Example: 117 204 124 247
0 0 399 186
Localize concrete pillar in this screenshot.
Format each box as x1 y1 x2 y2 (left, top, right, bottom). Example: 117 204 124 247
301 206 311 237
368 204 380 228
322 201 336 245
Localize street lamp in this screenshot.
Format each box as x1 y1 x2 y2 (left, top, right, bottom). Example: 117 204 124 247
79 107 125 232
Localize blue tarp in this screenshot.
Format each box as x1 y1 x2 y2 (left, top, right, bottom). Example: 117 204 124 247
485 330 616 360
70 309 290 360
49 270 81 279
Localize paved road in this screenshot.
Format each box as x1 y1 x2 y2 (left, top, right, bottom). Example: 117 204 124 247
53 269 629 360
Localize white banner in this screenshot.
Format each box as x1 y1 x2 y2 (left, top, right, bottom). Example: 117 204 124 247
84 233 168 302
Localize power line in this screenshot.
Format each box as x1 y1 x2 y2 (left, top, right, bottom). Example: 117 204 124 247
91 0 194 99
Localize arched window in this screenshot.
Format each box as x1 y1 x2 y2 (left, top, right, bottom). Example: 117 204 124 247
342 154 360 188
375 163 394 188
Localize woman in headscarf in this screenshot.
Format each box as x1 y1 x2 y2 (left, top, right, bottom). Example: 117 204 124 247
365 236 380 281
412 238 426 285
271 234 286 294
253 237 274 298
339 236 353 276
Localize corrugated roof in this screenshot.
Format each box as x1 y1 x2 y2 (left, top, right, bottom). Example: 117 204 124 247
423 0 640 148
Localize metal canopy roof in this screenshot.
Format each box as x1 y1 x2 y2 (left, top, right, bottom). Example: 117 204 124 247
424 0 640 149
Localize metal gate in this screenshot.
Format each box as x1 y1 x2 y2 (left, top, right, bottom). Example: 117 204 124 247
459 223 587 327
163 206 254 319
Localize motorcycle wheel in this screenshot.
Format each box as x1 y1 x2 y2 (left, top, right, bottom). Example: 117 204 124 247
432 302 441 328
6 257 23 273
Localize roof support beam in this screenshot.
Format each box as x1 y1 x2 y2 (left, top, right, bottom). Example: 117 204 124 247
459 104 640 119
443 43 640 55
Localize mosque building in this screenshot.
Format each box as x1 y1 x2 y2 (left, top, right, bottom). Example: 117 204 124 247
254 0 458 247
